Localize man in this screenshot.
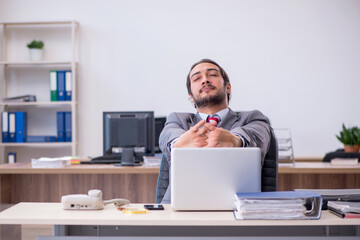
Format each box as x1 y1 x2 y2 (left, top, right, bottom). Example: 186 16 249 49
159 59 271 203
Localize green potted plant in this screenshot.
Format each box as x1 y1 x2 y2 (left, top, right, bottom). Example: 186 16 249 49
27 40 44 61
336 124 360 153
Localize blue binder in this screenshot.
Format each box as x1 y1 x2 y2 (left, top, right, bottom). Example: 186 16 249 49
1 112 9 142
65 112 72 142
57 71 66 101
15 112 27 143
8 152 16 163
65 70 72 101
57 112 65 142
8 112 16 142
26 136 57 142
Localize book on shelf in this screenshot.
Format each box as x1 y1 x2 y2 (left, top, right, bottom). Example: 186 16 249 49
1 111 71 143
57 111 71 142
65 111 72 142
50 70 72 102
65 70 72 101
26 136 57 143
328 201 360 218
1 112 8 142
7 152 16 163
3 94 36 102
8 112 16 142
15 111 27 143
57 71 66 101
57 112 65 142
50 70 57 101
2 111 27 143
234 191 322 220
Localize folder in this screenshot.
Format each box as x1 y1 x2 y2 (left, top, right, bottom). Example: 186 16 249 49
57 112 65 142
234 191 323 220
50 70 57 101
15 112 27 143
57 71 66 101
65 112 72 142
7 152 16 163
1 112 8 142
65 70 72 101
26 136 57 142
8 112 16 142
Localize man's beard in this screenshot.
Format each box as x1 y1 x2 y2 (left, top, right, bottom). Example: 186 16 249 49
192 88 227 108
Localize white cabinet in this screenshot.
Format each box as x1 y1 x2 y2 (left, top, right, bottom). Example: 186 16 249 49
0 21 79 163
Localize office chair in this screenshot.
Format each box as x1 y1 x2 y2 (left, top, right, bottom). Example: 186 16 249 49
155 127 279 203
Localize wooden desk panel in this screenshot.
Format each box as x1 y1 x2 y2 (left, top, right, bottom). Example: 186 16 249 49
278 162 360 190
0 163 159 206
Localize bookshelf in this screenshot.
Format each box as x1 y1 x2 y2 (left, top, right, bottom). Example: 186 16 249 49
0 21 79 164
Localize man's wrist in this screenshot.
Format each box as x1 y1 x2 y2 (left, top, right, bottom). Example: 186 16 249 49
233 135 242 147
170 138 179 149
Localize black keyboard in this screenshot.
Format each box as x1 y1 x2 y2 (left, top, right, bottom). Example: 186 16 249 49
81 155 122 164
81 154 143 164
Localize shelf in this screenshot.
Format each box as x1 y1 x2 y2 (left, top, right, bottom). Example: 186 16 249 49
0 101 76 107
0 20 79 26
1 20 79 162
0 61 77 67
0 142 74 147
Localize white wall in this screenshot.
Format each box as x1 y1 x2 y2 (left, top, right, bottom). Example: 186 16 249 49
1 0 359 158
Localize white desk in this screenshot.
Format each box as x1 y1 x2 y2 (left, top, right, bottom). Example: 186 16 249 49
0 203 359 238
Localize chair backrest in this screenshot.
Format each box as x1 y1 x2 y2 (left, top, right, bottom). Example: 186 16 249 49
155 154 170 203
155 128 279 203
261 127 278 191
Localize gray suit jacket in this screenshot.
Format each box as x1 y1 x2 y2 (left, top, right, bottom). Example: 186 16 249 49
158 108 270 203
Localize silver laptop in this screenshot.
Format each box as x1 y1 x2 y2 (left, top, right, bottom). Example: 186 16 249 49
171 147 261 211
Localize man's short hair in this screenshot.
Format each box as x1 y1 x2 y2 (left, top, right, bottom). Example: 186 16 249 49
186 59 231 103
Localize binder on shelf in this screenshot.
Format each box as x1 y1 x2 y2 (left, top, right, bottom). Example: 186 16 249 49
7 152 16 164
57 112 65 142
26 136 57 143
65 70 72 101
3 95 36 102
234 191 323 220
8 112 16 142
15 111 27 143
57 71 66 101
50 70 58 101
1 112 9 142
65 112 72 142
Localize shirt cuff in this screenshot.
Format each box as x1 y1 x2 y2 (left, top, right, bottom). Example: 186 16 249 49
233 133 246 147
170 137 179 151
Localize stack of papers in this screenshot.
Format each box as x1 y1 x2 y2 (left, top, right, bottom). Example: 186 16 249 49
328 201 360 218
31 156 71 168
234 191 322 220
143 156 161 166
330 158 358 166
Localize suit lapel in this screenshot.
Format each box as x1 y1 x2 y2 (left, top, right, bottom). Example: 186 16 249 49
190 113 202 127
219 108 238 130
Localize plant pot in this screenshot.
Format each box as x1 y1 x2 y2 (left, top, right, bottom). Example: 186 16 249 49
344 144 360 153
29 49 43 61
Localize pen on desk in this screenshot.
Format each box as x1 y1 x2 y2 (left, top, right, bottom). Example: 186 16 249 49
328 208 345 218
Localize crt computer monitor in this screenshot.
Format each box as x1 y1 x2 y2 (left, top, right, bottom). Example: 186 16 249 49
103 111 155 163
